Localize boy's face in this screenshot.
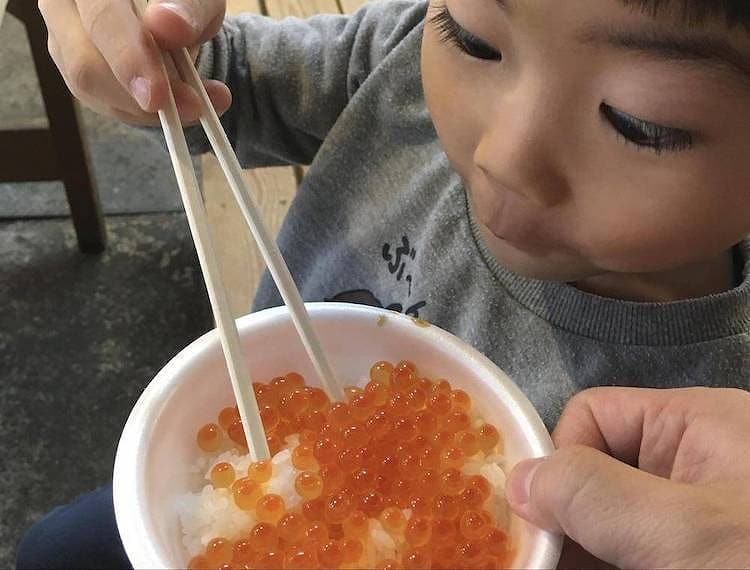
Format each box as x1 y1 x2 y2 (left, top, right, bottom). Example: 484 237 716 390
422 0 750 297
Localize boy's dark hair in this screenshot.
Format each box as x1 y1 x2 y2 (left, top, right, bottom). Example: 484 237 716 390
623 0 750 29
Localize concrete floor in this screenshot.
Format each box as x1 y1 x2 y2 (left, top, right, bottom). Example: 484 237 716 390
0 215 212 568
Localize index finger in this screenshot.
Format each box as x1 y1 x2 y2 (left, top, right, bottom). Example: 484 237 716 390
74 0 169 112
552 387 689 472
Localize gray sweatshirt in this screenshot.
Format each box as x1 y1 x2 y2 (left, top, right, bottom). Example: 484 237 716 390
190 0 750 428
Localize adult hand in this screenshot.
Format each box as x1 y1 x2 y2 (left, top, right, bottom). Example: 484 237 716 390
507 387 750 569
38 0 232 125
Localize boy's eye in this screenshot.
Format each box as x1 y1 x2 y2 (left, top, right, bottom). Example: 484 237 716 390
601 103 693 154
430 5 502 62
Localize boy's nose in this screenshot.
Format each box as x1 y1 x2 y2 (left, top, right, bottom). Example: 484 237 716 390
473 106 568 208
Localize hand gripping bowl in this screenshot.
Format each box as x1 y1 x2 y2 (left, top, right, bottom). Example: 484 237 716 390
114 303 563 569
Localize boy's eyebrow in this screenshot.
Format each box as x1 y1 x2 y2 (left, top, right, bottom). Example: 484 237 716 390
580 26 750 86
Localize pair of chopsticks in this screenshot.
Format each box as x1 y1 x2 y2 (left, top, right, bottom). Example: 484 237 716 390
131 0 343 461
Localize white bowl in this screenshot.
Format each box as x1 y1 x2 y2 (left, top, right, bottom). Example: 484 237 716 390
114 303 562 569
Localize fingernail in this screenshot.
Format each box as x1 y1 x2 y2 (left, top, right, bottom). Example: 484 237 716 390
158 1 197 30
130 77 151 111
508 457 546 506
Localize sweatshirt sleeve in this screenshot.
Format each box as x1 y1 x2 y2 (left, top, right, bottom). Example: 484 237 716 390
187 0 428 168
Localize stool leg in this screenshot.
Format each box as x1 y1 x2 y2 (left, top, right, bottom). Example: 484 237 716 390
15 1 107 253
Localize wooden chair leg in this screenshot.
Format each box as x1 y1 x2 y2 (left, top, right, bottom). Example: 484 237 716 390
11 0 107 253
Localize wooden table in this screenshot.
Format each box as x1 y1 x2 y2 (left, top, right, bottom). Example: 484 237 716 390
206 0 367 315
0 0 106 253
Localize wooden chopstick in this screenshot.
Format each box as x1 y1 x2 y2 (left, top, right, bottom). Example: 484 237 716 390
131 0 269 461
169 48 344 402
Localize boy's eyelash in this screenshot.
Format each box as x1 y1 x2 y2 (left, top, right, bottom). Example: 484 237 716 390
430 4 502 62
601 103 694 155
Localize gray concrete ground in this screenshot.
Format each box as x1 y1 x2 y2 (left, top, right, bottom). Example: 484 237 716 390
0 216 212 568
0 11 213 569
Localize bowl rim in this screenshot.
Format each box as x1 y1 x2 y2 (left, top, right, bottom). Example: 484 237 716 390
113 302 563 569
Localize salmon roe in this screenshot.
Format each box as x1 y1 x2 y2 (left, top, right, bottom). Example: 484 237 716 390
191 363 510 569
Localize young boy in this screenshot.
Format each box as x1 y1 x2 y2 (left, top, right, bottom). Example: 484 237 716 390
22 0 750 567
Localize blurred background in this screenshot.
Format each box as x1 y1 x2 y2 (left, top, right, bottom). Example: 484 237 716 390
0 0 364 566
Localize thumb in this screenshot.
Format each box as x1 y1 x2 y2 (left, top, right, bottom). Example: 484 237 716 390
144 0 227 50
507 446 705 568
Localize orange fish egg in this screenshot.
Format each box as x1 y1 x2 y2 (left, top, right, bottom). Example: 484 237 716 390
285 545 318 570
350 467 376 493
455 430 481 457
328 402 353 427
460 510 492 540
295 471 324 500
196 423 222 452
302 497 326 522
210 462 235 489
408 496 431 518
387 392 411 416
342 423 370 448
319 464 346 494
247 460 272 484
380 506 406 534
306 386 331 412
231 538 253 563
226 419 247 449
350 392 377 421
404 517 432 547
370 360 394 385
466 475 493 502
256 494 286 524
342 509 369 539
442 411 471 433
187 555 209 570
340 538 364 563
232 478 261 511
324 490 354 524
265 432 284 456
317 539 344 569
365 380 389 406
291 444 318 470
253 550 283 570
336 447 361 473
302 409 327 432
482 527 508 558
406 388 426 412
217 406 240 430
376 559 401 570
413 410 438 435
426 393 452 416
402 547 431 569
204 537 231 566
431 517 457 541
450 389 472 412
433 494 460 519
417 469 440 497
248 522 278 551
313 437 339 465
277 512 306 543
358 489 384 517
478 423 502 453
269 375 297 398
259 405 280 432
440 468 465 495
441 446 466 469
305 519 329 542
253 382 278 406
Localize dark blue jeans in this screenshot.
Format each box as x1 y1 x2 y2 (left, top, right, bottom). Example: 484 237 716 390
17 484 131 569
